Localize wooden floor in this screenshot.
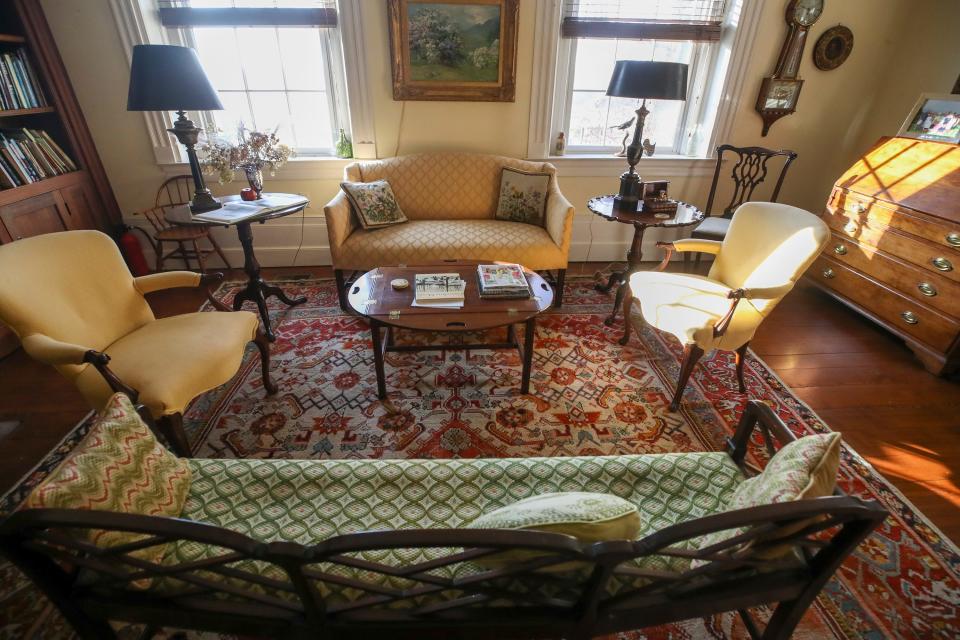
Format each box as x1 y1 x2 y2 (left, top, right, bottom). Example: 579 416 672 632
0 264 958 543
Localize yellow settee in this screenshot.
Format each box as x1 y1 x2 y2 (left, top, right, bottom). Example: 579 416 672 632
323 152 575 307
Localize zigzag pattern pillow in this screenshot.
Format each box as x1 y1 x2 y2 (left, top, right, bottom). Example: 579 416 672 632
21 393 191 564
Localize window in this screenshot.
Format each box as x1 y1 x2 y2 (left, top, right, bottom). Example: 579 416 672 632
159 0 348 157
551 0 735 157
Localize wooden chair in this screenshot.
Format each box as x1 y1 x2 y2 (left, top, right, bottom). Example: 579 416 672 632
142 175 231 273
686 144 798 272
622 202 829 411
0 230 276 455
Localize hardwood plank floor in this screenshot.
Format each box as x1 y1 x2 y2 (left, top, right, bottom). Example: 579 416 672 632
0 266 957 544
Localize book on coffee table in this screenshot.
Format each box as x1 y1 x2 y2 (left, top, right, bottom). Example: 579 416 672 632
477 264 532 299
414 273 466 305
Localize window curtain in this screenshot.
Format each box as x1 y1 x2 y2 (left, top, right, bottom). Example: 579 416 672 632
561 0 727 41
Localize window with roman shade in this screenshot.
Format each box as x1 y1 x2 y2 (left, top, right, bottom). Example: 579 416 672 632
157 0 347 156
551 0 733 156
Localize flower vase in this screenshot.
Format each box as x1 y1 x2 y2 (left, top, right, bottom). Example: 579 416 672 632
244 167 264 199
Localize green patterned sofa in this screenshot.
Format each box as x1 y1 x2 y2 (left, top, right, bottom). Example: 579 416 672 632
0 400 885 640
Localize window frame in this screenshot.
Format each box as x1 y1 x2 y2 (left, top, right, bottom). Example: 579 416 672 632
527 0 764 174
170 22 349 157
109 0 377 176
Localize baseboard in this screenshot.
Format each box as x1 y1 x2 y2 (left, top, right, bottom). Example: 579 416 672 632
124 214 708 268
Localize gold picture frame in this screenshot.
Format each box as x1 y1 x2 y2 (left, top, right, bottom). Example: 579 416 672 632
387 0 519 102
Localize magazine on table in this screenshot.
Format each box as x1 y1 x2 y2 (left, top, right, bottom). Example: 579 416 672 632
167 193 309 224
477 263 532 299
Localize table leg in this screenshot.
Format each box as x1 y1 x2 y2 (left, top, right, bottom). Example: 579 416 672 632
230 221 307 342
520 318 535 395
370 318 388 400
604 224 646 326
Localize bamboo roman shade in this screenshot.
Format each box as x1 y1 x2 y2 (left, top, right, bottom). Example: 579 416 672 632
561 0 727 41
158 1 337 28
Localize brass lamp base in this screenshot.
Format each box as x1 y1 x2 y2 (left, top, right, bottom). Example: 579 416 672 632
168 110 222 214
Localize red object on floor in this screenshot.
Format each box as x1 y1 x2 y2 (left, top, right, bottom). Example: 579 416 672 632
118 227 150 276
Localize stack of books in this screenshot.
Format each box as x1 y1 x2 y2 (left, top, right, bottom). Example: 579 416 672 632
0 128 77 189
413 273 466 308
0 48 47 110
477 264 532 299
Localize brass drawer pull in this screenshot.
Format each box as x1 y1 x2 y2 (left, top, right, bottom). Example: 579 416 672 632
900 311 919 325
917 282 937 297
822 267 835 279
834 244 847 256
932 256 953 272
844 222 858 235
850 202 867 214
947 232 960 248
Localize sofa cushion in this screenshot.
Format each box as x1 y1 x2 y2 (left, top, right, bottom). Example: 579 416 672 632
496 168 550 226
693 433 842 565
158 453 744 605
21 393 191 565
336 219 567 271
340 179 408 230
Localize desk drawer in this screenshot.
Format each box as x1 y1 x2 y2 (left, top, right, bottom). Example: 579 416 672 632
824 220 960 284
811 255 960 352
829 188 960 251
824 233 960 318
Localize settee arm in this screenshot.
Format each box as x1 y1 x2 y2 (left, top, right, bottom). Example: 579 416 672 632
323 190 357 261
545 182 574 256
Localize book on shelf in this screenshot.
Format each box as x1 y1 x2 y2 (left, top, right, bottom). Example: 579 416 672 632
0 127 76 189
0 48 47 111
477 263 532 299
414 273 466 303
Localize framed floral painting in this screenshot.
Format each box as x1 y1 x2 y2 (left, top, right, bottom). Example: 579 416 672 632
387 0 519 102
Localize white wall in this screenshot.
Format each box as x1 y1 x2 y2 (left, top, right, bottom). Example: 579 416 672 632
39 0 960 267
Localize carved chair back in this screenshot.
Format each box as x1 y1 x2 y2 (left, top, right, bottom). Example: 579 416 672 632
705 144 798 218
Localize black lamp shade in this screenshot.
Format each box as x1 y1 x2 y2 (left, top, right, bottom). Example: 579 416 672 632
127 44 223 112
606 61 688 101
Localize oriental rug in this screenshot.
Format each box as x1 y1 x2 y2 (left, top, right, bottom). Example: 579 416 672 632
1 276 957 639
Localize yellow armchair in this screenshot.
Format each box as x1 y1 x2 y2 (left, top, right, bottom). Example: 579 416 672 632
0 230 277 455
621 202 829 411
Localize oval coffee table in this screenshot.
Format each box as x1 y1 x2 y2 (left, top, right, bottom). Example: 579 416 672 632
347 262 554 399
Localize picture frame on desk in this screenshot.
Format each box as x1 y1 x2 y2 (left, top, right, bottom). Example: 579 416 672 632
898 93 960 145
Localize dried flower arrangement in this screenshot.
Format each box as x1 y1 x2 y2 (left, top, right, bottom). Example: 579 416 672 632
198 125 293 197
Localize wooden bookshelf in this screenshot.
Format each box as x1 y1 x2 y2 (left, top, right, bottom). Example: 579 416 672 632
0 0 121 358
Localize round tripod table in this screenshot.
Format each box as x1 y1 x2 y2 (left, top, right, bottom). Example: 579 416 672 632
587 195 704 325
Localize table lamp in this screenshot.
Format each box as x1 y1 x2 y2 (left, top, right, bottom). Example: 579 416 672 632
606 61 688 211
127 44 223 214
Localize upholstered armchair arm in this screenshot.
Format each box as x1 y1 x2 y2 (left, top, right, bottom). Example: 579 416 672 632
21 334 91 366
673 238 722 254
323 190 356 261
21 334 141 401
740 283 794 300
133 271 202 295
544 183 574 255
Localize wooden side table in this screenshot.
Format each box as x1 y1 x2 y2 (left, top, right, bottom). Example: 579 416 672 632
168 193 309 341
587 195 704 325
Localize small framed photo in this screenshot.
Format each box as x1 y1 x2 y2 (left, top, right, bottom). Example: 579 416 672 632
898 94 960 144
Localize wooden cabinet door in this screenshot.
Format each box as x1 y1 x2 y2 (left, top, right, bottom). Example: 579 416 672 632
0 191 69 242
58 180 101 231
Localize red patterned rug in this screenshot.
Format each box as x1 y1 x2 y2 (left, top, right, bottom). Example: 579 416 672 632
1 276 958 639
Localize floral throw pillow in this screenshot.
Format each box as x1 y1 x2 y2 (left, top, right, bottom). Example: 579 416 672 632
340 179 408 230
693 432 842 566
21 393 192 566
495 168 550 226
